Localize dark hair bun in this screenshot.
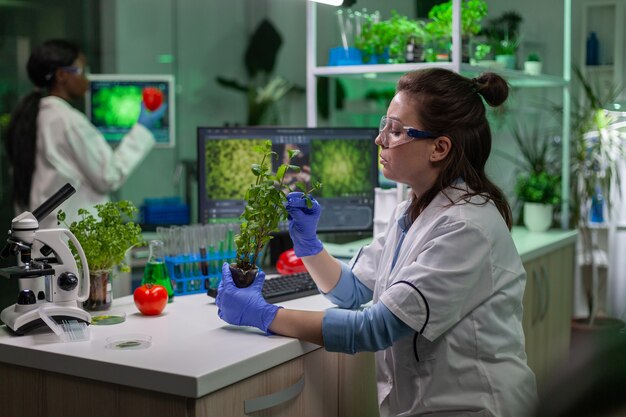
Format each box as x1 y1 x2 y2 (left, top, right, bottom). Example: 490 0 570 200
473 72 509 107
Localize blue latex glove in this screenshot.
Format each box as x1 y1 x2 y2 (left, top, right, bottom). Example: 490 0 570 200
284 192 323 258
138 102 167 129
215 263 281 334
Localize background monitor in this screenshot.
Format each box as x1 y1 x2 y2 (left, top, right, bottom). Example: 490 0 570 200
197 127 379 233
86 74 175 148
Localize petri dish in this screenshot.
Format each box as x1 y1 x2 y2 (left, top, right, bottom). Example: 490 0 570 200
91 311 126 326
105 334 152 350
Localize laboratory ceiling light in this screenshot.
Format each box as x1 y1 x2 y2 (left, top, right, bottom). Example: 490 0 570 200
309 0 344 6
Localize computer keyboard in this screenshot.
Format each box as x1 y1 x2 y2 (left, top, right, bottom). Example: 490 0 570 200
206 271 319 304
262 272 319 303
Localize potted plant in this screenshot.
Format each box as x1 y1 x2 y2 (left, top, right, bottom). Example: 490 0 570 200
469 42 493 66
216 19 304 125
515 171 560 232
523 52 542 75
484 10 523 69
355 10 427 64
231 141 321 287
566 66 626 330
499 120 561 232
57 201 144 310
424 0 488 63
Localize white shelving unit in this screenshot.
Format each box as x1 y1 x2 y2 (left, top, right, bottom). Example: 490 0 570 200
579 0 625 102
306 0 573 228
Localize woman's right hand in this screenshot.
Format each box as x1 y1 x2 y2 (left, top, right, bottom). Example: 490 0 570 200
284 192 323 258
138 102 167 129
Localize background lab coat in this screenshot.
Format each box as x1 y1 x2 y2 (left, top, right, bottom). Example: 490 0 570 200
351 184 538 416
25 96 155 229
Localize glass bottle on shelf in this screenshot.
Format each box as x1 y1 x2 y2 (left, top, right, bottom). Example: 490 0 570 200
590 186 605 224
142 239 175 302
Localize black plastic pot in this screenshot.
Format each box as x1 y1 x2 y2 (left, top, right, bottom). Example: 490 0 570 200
229 264 258 288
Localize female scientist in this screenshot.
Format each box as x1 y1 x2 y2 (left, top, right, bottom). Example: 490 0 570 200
216 68 538 416
3 39 165 229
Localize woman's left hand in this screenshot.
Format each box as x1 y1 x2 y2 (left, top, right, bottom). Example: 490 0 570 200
215 263 281 334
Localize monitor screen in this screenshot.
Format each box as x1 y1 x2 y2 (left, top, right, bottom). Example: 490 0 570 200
197 127 379 232
86 74 175 147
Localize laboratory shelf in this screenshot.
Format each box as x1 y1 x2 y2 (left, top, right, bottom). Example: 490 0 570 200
312 63 568 88
307 0 572 227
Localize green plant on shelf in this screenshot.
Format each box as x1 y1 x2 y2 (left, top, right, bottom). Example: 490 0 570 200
425 0 488 38
474 43 492 61
355 10 427 64
484 10 523 56
495 38 519 56
526 52 541 62
515 171 560 206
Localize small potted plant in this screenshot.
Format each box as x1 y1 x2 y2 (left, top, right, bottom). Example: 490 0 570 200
355 10 427 64
231 141 320 287
495 120 560 232
484 10 523 69
524 52 542 75
424 0 488 63
57 201 144 310
469 43 492 66
515 171 560 232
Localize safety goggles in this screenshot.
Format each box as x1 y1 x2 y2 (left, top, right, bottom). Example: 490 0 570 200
62 66 88 76
378 116 437 148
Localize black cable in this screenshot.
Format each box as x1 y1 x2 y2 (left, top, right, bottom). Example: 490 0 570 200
390 280 430 362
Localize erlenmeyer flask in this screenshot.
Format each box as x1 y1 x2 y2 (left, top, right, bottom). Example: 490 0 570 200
142 240 175 302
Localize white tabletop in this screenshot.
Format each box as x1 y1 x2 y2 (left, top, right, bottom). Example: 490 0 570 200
0 291 335 398
0 227 576 398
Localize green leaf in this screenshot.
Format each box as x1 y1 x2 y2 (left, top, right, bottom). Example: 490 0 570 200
276 165 287 181
295 182 307 192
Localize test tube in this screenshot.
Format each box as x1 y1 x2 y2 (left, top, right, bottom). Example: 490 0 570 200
182 226 194 278
198 225 209 276
169 226 184 280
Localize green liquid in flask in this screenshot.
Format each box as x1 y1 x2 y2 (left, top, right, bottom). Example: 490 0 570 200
142 261 175 302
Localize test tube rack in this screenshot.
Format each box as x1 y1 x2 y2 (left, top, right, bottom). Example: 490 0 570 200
165 249 237 295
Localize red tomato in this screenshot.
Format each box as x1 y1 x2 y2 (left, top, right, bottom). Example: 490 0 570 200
142 87 164 111
133 283 168 315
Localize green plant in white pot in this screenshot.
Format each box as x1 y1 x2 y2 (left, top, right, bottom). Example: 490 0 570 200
515 171 560 232
494 119 560 231
523 52 542 75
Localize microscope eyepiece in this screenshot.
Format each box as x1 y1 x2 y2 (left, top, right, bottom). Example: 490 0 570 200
31 183 76 222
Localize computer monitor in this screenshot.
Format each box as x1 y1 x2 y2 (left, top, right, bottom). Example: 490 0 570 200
197 127 379 232
86 74 175 147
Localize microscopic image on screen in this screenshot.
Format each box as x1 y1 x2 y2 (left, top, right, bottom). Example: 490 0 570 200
204 139 266 200
310 139 375 198
91 85 145 129
87 76 173 146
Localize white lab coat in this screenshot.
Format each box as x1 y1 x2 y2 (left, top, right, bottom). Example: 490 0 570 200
24 96 155 229
351 182 538 417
